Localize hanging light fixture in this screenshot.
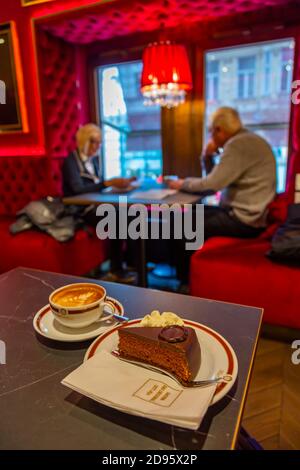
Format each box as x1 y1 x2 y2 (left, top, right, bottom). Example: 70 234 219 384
141 40 193 108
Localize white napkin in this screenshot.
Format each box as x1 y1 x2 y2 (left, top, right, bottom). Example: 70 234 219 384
62 351 216 430
129 189 178 200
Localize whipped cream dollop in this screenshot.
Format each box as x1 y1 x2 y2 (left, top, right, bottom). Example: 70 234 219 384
140 310 184 327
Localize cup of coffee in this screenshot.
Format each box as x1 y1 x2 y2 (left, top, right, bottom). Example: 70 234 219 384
49 283 117 329
163 175 178 183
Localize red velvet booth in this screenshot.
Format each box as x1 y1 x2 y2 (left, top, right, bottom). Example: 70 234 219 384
0 157 108 276
190 197 300 330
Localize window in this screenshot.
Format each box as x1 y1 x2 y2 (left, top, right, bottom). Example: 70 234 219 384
263 50 272 96
281 47 294 93
206 59 219 101
238 56 256 99
97 61 162 179
205 39 295 193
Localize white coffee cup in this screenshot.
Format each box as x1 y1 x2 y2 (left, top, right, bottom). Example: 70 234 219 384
49 283 117 329
163 175 179 183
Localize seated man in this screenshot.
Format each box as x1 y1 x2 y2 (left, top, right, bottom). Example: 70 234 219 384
62 123 135 280
168 106 276 281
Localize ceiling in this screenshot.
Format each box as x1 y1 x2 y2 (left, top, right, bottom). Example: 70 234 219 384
39 0 299 44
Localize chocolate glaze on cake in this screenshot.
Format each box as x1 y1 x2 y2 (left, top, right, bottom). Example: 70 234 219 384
118 325 201 383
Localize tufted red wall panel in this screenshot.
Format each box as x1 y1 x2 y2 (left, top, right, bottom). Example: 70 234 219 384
37 30 87 158
0 0 105 156
0 156 65 216
40 0 293 44
48 158 64 196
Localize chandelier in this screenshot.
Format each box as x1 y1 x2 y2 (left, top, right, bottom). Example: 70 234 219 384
141 41 193 108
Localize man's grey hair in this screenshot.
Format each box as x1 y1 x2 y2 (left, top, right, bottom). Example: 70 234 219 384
210 107 243 134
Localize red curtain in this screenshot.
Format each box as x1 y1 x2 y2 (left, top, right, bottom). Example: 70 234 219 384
286 35 300 202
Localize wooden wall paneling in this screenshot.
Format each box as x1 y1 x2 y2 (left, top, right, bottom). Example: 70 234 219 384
161 45 204 178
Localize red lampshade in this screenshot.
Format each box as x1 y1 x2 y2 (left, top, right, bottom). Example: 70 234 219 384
141 41 193 107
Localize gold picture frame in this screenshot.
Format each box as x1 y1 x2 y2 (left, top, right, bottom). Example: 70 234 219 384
21 0 55 6
0 22 28 132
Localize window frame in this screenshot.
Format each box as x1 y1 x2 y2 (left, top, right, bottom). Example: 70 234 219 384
237 55 256 99
87 28 297 182
280 46 294 93
206 59 219 101
96 59 163 179
203 37 295 193
263 50 272 96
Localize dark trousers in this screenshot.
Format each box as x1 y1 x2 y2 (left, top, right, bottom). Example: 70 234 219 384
175 205 264 282
83 206 123 272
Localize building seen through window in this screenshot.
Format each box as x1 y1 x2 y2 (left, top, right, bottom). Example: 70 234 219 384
207 60 219 101
97 61 162 180
205 39 295 193
238 56 256 99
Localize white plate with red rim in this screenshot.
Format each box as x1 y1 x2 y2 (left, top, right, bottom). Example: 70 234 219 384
84 319 238 405
33 297 124 342
102 180 141 194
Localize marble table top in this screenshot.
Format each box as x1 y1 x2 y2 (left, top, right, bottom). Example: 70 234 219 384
0 267 262 450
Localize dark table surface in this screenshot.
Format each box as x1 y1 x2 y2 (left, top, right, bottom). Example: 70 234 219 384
62 181 202 288
62 181 201 207
0 267 262 450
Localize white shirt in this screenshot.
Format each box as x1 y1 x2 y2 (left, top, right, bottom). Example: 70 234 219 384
80 153 100 183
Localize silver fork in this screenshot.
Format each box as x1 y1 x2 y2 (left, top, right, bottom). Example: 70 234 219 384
111 350 232 388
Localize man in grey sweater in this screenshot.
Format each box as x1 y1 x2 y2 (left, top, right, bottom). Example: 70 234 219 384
168 106 277 280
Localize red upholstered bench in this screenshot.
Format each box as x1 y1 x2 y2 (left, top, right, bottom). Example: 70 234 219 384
189 196 300 329
0 157 108 276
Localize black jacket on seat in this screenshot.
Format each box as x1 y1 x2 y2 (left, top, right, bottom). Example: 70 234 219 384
267 203 300 265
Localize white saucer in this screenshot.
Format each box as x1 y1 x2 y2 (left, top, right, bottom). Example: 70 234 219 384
33 297 124 342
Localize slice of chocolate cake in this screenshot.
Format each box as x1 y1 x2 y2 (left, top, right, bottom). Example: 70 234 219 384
118 325 201 383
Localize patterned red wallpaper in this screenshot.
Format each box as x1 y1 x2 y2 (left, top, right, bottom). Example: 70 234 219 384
40 0 294 44
37 30 86 157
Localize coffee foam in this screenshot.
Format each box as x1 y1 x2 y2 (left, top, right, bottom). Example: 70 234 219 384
52 286 103 308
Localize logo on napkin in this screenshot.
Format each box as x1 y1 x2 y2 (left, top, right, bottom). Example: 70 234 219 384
133 379 182 408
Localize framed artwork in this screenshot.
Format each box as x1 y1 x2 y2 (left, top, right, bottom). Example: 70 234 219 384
21 0 55 6
0 22 28 132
